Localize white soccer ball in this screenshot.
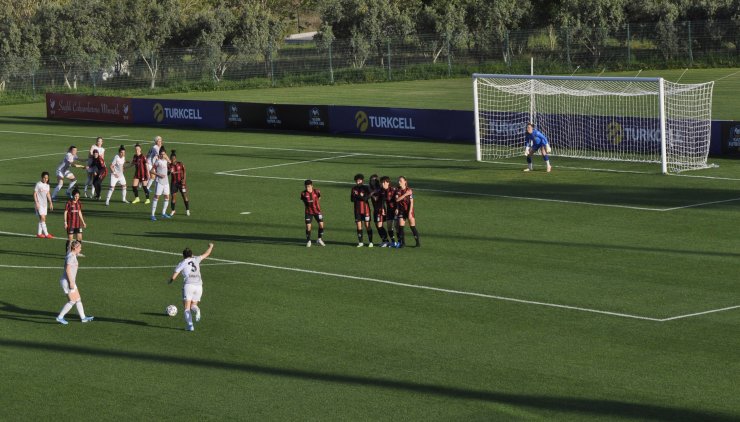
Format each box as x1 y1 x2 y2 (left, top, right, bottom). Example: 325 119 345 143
166 305 178 317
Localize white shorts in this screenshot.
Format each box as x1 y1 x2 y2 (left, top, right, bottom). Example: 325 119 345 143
60 278 72 294
155 180 170 196
110 175 127 187
56 169 73 179
182 284 203 302
36 207 48 217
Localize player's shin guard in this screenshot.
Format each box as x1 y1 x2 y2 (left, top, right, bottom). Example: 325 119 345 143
143 186 150 198
318 227 324 239
388 228 395 242
162 200 169 214
133 186 139 198
58 301 75 318
151 199 158 216
184 309 193 326
171 202 176 212
378 227 388 242
411 226 420 246
75 301 86 319
398 226 405 245
67 180 77 194
184 200 190 211
52 181 63 198
306 229 311 241
357 229 363 243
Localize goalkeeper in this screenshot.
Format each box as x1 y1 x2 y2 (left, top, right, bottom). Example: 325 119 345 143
523 123 552 172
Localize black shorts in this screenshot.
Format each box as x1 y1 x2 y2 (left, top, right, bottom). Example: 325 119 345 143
67 227 83 235
173 183 188 194
374 212 386 224
354 212 370 223
397 209 414 220
305 213 323 224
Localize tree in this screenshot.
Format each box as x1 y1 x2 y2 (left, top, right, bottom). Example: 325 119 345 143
192 5 236 82
556 0 626 66
413 0 469 63
230 0 287 78
464 0 532 64
0 5 40 91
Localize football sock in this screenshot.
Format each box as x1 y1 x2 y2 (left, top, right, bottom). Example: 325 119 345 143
527 156 533 170
133 186 139 197
37 222 43 235
318 228 324 239
42 222 48 235
398 226 405 244
65 240 69 252
356 229 363 242
388 228 395 242
367 227 374 243
162 200 169 214
58 301 75 318
306 229 311 240
68 180 77 191
53 181 63 198
411 226 419 242
378 227 388 242
106 189 114 203
143 186 150 198
121 187 127 201
151 199 158 216
191 305 200 319
171 202 176 211
184 309 192 325
75 301 87 319
184 200 190 211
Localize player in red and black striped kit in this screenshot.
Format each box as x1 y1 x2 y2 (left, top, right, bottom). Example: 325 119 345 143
381 176 398 246
394 176 420 248
90 149 107 200
368 174 390 246
64 188 86 253
130 143 151 204
351 173 374 247
300 179 325 247
168 150 190 217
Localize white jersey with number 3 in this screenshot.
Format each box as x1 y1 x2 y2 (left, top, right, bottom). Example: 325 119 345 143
175 256 203 285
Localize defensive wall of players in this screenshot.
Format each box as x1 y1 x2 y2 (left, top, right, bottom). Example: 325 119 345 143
45 93 740 157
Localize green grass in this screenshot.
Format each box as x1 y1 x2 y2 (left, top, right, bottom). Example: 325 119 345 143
0 78 739 420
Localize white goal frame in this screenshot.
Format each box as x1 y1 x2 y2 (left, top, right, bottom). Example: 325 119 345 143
473 74 714 174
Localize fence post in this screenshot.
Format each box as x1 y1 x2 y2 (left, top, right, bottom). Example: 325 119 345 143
32 70 36 97
446 37 451 77
565 27 571 68
270 38 275 87
626 23 631 64
328 40 334 84
687 21 693 66
505 30 510 67
387 39 392 81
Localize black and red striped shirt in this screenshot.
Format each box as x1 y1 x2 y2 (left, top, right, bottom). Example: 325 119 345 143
169 162 186 186
300 189 322 214
395 187 414 214
92 156 107 180
65 200 83 229
132 154 148 180
351 184 371 216
383 187 397 214
370 188 384 213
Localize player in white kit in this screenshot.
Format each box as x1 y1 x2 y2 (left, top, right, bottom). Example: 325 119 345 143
150 147 171 220
105 145 130 206
146 136 163 190
56 240 94 325
168 243 214 331
84 137 105 198
51 146 86 201
34 171 54 238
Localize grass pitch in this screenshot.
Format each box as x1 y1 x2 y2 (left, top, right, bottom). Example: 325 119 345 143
0 77 739 420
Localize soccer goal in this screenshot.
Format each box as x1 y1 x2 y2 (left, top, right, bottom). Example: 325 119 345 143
473 74 714 173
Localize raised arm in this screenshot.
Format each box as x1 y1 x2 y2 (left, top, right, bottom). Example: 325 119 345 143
200 243 214 260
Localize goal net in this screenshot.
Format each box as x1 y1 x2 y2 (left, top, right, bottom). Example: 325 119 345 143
473 74 714 173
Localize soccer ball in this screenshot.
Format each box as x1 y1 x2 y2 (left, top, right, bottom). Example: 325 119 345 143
166 305 178 317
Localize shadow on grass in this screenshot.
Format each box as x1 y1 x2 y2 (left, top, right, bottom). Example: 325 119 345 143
116 231 360 248
0 337 736 421
0 301 180 331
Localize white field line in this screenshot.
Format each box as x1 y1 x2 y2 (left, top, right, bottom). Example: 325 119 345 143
672 173 740 182
2 230 736 322
218 153 360 173
215 173 669 212
661 197 740 211
657 305 740 322
0 152 63 162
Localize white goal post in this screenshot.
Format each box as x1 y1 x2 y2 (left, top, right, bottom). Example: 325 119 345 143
473 74 714 173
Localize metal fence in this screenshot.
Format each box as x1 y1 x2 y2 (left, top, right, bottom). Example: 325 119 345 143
2 20 737 96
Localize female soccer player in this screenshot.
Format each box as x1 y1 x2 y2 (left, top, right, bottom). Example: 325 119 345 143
146 136 163 190
64 189 86 254
105 145 130 206
150 147 171 221
380 176 398 247
34 171 54 238
51 146 86 201
130 143 151 204
394 176 420 248
524 123 552 172
90 149 107 200
300 179 325 247
368 174 390 246
168 243 214 332
84 137 105 198
56 240 94 325
351 173 373 247
168 150 190 217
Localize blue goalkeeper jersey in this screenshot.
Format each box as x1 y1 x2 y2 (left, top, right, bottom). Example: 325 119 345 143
525 129 549 149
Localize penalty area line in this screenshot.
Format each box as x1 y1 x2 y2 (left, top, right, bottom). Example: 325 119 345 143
0 230 677 322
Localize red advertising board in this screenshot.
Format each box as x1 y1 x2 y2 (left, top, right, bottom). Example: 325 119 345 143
46 93 133 123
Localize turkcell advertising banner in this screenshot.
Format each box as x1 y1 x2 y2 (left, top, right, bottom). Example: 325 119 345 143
46 93 133 123
132 98 225 129
225 102 330 132
481 111 663 153
722 121 740 156
329 106 474 142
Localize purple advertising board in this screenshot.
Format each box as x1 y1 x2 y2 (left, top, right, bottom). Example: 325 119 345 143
225 102 330 132
329 106 474 142
132 98 226 129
